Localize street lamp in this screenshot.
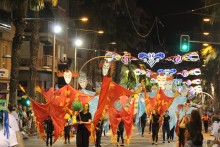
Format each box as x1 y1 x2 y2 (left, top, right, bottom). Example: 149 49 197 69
52 24 62 88
73 29 104 89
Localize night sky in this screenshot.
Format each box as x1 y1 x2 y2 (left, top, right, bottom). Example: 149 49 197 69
136 0 203 76
137 0 203 55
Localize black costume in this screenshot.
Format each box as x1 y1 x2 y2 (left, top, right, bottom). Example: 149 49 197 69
44 117 54 146
117 121 124 145
141 112 147 136
95 119 103 147
151 114 160 143
162 115 170 142
76 112 92 147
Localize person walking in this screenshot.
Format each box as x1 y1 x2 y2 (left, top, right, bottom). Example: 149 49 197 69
141 112 147 137
64 116 72 144
116 120 125 146
203 113 209 133
169 125 175 141
185 110 203 147
162 110 170 143
150 109 161 145
95 119 103 147
44 116 54 146
76 103 92 147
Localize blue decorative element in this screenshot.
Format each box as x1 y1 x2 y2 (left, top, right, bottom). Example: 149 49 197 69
89 96 99 120
138 52 165 68
157 68 177 75
135 93 146 134
157 69 164 74
114 101 122 111
80 89 96 96
3 110 9 139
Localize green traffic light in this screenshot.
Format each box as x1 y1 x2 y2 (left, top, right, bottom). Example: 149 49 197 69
26 99 30 106
182 44 188 50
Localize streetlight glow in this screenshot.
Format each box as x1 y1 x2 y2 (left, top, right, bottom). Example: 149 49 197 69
74 39 83 47
203 18 210 22
53 24 62 33
81 17 88 22
203 43 209 46
98 30 104 34
203 32 209 35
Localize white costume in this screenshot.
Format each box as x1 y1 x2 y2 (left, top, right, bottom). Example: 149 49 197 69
211 121 220 136
0 128 18 147
9 114 20 132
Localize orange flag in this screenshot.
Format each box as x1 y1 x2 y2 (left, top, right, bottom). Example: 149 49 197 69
93 77 112 127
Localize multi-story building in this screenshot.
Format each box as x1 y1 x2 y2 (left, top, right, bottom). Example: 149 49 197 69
0 9 14 101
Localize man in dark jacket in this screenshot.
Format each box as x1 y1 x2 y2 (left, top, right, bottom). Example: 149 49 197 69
44 116 54 146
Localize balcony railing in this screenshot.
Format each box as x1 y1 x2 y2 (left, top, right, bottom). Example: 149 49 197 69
19 55 58 71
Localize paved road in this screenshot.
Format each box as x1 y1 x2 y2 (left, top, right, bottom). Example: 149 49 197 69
24 126 214 147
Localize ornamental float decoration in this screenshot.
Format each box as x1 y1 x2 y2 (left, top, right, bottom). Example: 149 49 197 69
165 55 182 64
188 68 201 76
121 52 138 65
157 68 177 76
177 70 189 77
138 52 165 68
182 52 200 62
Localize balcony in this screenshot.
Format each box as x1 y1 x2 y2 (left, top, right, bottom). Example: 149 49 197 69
19 55 59 71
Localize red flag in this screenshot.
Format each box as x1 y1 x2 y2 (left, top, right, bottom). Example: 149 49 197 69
121 101 135 139
30 100 66 143
157 89 175 115
109 106 122 135
108 82 134 105
93 77 112 127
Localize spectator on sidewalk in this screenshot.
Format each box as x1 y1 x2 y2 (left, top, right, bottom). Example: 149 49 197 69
0 109 18 147
8 104 25 147
185 110 203 147
203 112 209 133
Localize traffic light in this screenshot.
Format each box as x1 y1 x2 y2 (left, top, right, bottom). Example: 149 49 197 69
180 35 190 52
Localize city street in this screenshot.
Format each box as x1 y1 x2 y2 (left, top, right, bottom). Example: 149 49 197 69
24 126 214 147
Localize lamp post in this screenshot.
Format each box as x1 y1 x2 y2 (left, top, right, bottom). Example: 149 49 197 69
52 24 62 88
73 29 104 89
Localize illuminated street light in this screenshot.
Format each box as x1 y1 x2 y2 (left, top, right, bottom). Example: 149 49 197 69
52 24 62 88
53 24 62 33
203 43 209 46
203 18 210 22
81 17 88 22
74 39 83 47
98 30 104 34
203 32 209 35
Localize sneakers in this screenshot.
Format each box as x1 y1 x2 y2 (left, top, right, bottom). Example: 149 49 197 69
120 144 124 146
168 140 170 143
152 143 154 145
155 142 158 145
163 141 165 143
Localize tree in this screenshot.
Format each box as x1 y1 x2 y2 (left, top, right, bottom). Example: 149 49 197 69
28 1 57 100
1 0 29 105
201 46 220 110
0 0 57 105
72 0 152 83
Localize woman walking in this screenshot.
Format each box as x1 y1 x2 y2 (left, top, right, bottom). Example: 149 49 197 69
76 103 92 147
185 110 203 147
150 109 161 145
